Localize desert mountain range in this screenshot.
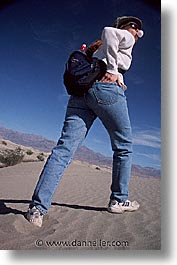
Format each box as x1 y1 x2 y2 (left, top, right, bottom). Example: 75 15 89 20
0 126 160 178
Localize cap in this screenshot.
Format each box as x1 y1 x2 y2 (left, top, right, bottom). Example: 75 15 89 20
113 16 142 30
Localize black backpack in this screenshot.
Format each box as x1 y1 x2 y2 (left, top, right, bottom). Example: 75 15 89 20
63 50 106 96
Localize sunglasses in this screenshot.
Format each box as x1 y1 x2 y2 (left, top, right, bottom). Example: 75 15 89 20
129 22 140 30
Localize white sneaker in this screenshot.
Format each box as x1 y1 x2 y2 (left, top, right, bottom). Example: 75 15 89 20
108 200 140 214
26 206 43 227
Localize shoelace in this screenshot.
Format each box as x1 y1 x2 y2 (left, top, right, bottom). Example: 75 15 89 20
30 208 40 217
121 201 130 207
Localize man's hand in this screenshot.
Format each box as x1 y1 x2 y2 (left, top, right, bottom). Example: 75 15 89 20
99 72 122 87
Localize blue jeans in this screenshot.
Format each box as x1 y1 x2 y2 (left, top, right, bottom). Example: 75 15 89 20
31 82 133 214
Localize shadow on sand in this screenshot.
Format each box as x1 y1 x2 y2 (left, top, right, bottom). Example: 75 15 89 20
0 199 107 216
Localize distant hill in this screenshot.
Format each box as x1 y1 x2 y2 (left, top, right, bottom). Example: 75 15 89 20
74 146 112 167
74 146 160 178
0 127 160 178
0 127 55 152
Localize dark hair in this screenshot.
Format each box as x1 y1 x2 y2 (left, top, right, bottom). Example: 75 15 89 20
86 39 102 58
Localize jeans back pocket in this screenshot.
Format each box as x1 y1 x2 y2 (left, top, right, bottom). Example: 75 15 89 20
93 82 124 105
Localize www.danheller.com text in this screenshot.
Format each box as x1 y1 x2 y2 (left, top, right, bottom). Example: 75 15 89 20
35 239 129 248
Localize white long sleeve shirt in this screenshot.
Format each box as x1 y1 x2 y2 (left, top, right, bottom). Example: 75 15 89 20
93 27 135 85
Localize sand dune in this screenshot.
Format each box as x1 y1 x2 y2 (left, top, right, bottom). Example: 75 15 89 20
0 161 160 250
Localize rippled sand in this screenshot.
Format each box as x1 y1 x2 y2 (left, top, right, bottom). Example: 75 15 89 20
0 161 160 250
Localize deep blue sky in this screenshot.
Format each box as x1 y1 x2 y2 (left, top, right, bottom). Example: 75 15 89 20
0 0 161 168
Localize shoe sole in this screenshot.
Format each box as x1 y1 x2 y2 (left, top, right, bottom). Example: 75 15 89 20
108 206 139 214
